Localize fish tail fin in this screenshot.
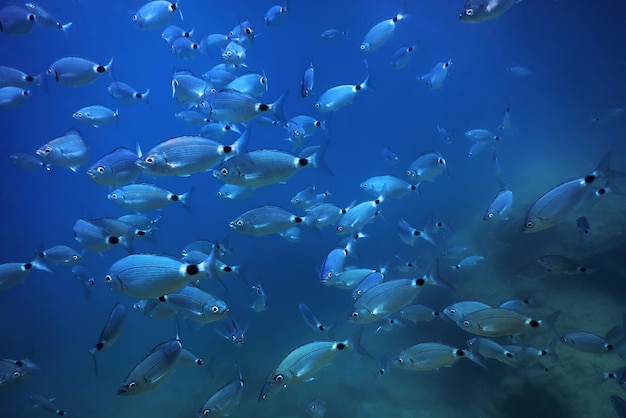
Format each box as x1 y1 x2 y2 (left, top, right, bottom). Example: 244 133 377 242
142 89 151 108
231 128 249 154
269 90 288 124
119 229 136 254
307 142 333 176
541 310 561 338
348 327 372 358
88 348 99 377
176 1 184 21
30 253 53 273
104 57 114 80
60 21 73 31
375 353 392 385
179 187 194 214
465 347 488 369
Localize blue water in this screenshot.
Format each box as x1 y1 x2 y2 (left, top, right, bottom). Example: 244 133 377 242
1 0 626 417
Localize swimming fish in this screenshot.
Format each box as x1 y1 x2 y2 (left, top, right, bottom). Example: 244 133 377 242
0 257 51 292
36 129 88 172
29 393 70 416
301 63 315 98
108 183 191 212
72 104 118 128
133 1 181 30
196 365 244 417
360 13 408 53
89 302 126 376
46 56 113 87
460 0 523 23
87 147 142 187
107 81 150 105
419 60 453 89
0 86 30 109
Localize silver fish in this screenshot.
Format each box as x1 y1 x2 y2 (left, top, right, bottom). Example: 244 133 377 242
360 13 408 53
418 60 453 89
108 183 191 212
197 365 244 417
9 153 49 170
406 151 447 181
249 284 267 312
398 305 441 323
389 44 417 70
561 331 614 354
0 6 35 35
0 86 30 109
29 393 70 416
301 62 315 98
46 56 113 87
89 302 126 376
203 89 286 124
36 129 88 172
536 254 595 275
457 308 558 337
460 0 522 23
306 399 327 417
0 65 38 88
230 205 305 236
0 257 51 291
315 73 369 112
24 3 72 31
73 218 134 254
117 338 182 395
227 73 268 98
170 36 199 59
0 358 37 389
484 189 513 221
87 147 141 187
39 245 82 266
360 175 418 199
72 104 118 128
265 4 288 26
133 1 181 30
299 303 334 334
107 81 150 105
393 342 485 371
158 285 228 324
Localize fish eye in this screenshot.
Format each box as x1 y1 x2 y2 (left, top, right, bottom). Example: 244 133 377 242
396 357 404 364
488 213 494 219
438 157 445 164
128 381 136 389
359 44 366 50
229 31 235 37
525 221 534 229
465 8 474 16
406 170 411 176
132 14 139 21
314 103 320 109
76 112 82 118
146 157 154 164
337 226 343 232
326 272 333 278
46 68 53 75
315 121 321 127
225 51 232 56
72 255 79 260
449 309 456 314
97 166 105 173
293 198 300 203
260 77 266 84
44 147 52 154
362 183 367 188
203 410 210 416
462 320 470 327
211 305 219 313
210 88 217 94
274 374 283 382
12 371 20 377
110 193 118 199
236 220 244 227
351 312 359 318
105 274 112 282
245 28 252 35
220 168 228 175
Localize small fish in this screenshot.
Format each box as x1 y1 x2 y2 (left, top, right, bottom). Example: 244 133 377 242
9 153 50 170
451 255 485 271
0 65 38 88
73 104 118 128
161 24 192 44
133 1 181 30
87 147 141 187
437 125 452 144
221 41 246 66
0 358 37 389
249 284 267 312
197 365 244 417
24 3 72 31
217 184 256 201
418 60 453 89
107 81 150 105
360 13 408 53
398 305 440 323
536 254 595 275
0 6 36 35
39 245 82 266
230 206 305 237
216 314 246 345
406 151 447 182
204 90 286 124
170 36 200 59
398 218 437 247
442 301 492 322
89 302 126 376
498 298 534 314
108 183 191 212
306 399 327 417
157 285 228 325
301 62 315 98
561 331 614 354
315 71 369 112
393 342 485 371
382 146 399 164
227 73 268 98
389 44 417 70
299 303 334 334
465 129 500 143
46 56 113 87
227 18 255 48
483 189 513 221
291 185 329 210
360 175 418 199
71 265 95 300
265 4 288 26
36 128 88 172
352 271 384 301
457 308 558 338
336 194 384 234
29 393 70 416
320 28 347 40
117 338 183 395
305 203 349 229
0 86 30 109
0 257 51 291
506 65 531 78
460 0 523 23
171 70 208 104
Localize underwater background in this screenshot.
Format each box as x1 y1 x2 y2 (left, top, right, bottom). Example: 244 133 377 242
1 0 626 417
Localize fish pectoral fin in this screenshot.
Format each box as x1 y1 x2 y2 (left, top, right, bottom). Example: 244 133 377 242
304 377 315 383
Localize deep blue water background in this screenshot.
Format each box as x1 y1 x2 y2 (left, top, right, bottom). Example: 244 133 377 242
1 0 626 417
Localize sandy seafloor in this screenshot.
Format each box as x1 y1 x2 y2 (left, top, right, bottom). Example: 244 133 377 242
1 0 626 417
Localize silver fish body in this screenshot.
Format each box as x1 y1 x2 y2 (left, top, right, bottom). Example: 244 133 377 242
0 86 30 109
73 104 118 127
360 175 418 199
315 75 369 112
360 13 407 53
24 3 71 30
460 0 522 23
457 307 552 337
204 89 286 124
133 1 180 30
0 358 36 388
73 218 134 254
301 63 315 98
108 183 191 211
394 342 484 371
87 147 141 187
419 60 452 89
197 366 244 417
47 56 113 87
36 129 88 172
159 285 228 324
107 81 150 105
0 6 35 35
406 151 447 181
230 206 304 236
483 189 513 221
89 302 126 375
29 393 70 416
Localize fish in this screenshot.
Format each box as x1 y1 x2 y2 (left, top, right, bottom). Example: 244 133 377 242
442 301 492 322
418 60 453 89
71 265 95 300
259 336 360 402
393 342 485 371
483 189 513 221
0 358 37 389
0 257 52 292
320 28 347 40
249 284 268 312
382 146 399 164
306 399 327 417
87 147 142 187
89 302 126 376
161 24 192 44
0 65 37 88
315 72 369 112
336 194 384 234
451 255 485 271
133 1 181 30
325 267 376 290
170 36 199 59
73 218 134 254
117 338 184 395
196 365 244 417
107 81 150 105
36 129 89 172
226 73 268 98
351 271 384 301
200 121 241 140
230 205 305 237
506 65 532 78
216 184 256 201
203 89 286 124
108 183 191 212
221 41 247 66
398 305 441 323
437 125 452 144
213 145 328 188
536 254 595 275
561 331 615 354
24 3 72 31
29 393 70 416
465 129 500 143
360 13 408 53
38 245 83 266
265 4 288 26
227 18 256 48
216 314 246 345
360 175 418 199
291 185 330 210
319 239 356 282
305 203 349 229
466 338 518 366
299 303 334 335
406 151 447 182
159 285 228 324
0 6 36 35
72 104 119 128
397 218 437 247
171 70 208 104
301 62 315 98
46 56 113 87
457 308 558 337
105 253 216 299
460 0 523 23
522 152 616 232
138 131 247 177
0 86 30 109
389 44 417 70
